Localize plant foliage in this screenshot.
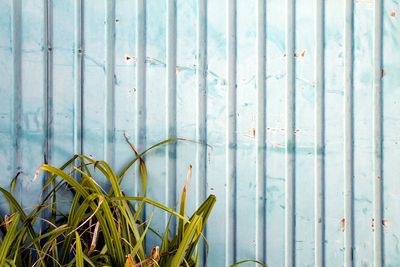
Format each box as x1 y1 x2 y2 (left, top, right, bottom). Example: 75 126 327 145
0 138 216 267
0 138 266 267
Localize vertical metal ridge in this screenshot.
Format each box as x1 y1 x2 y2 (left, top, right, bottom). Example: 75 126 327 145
344 0 354 266
196 0 207 213
226 0 237 265
166 0 177 224
196 1 207 264
256 0 267 263
373 0 383 266
42 0 53 227
315 0 325 265
136 0 146 196
285 0 295 265
73 0 83 159
11 0 22 195
44 0 53 166
104 0 116 166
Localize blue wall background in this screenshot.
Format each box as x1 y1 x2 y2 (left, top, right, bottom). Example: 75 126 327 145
0 0 400 266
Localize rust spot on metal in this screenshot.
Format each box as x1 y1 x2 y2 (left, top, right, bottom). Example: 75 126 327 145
266 127 286 133
340 218 345 232
250 128 256 138
390 11 397 17
377 175 381 180
78 48 83 53
125 54 136 62
294 50 306 58
33 169 40 182
115 18 120 22
381 69 385 78
382 219 389 227
372 218 375 232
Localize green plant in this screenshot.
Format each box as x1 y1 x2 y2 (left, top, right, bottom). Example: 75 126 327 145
0 138 212 266
0 138 267 267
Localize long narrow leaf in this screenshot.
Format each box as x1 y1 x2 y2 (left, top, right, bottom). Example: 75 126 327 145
0 188 44 266
170 215 202 266
75 232 84 267
178 165 192 244
0 214 20 266
123 133 148 196
230 260 268 267
118 138 186 179
112 196 189 223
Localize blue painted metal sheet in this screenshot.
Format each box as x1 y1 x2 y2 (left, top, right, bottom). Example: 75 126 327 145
0 0 399 266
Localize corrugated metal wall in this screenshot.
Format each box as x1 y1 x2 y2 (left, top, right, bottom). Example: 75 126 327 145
0 0 399 266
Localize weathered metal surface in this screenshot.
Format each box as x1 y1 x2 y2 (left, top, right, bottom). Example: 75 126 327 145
0 0 399 266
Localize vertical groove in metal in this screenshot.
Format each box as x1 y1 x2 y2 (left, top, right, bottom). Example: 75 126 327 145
166 0 177 219
344 0 354 265
315 0 325 265
196 1 207 264
11 0 22 192
105 0 116 166
44 0 53 166
226 0 237 265
41 0 53 226
285 0 295 265
196 0 207 212
73 0 83 159
256 0 266 263
136 0 146 195
373 0 383 265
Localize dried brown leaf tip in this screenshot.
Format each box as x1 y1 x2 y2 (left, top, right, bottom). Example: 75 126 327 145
4 214 10 230
151 246 160 261
128 247 160 267
125 254 135 267
184 165 193 193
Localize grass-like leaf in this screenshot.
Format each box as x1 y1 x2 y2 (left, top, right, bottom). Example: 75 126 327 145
0 139 266 267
